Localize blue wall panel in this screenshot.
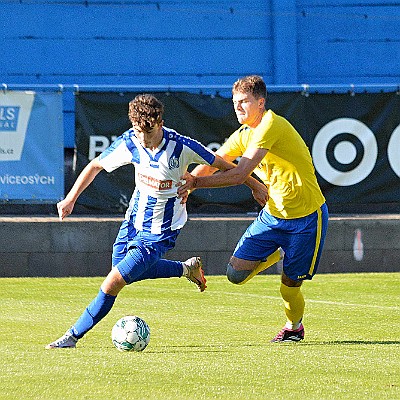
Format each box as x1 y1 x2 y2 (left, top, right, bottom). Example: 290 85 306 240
1 38 272 84
0 1 272 86
1 0 399 147
297 3 400 83
1 1 398 85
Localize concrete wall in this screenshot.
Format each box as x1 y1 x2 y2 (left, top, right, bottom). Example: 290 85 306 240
1 215 399 278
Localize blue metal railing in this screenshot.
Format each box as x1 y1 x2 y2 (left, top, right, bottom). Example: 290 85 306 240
2 83 400 94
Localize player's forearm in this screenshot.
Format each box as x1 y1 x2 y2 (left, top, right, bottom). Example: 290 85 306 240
191 151 264 189
66 159 103 201
191 163 218 177
192 167 248 189
244 175 265 191
191 154 255 188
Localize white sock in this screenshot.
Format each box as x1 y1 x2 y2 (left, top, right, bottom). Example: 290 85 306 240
285 321 301 330
182 262 189 277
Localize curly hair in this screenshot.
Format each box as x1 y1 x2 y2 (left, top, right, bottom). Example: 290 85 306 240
128 94 164 132
232 75 267 100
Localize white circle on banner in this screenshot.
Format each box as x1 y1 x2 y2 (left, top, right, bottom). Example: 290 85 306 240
207 142 221 152
388 124 400 178
334 141 357 164
312 118 377 186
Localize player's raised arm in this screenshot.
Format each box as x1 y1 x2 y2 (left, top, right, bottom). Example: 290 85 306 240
57 157 104 221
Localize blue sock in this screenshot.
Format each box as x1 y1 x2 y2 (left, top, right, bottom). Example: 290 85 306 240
70 289 116 339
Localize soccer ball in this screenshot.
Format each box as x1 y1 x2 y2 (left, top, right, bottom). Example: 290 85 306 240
111 316 150 352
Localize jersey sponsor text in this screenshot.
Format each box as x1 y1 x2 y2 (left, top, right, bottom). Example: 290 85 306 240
137 172 172 190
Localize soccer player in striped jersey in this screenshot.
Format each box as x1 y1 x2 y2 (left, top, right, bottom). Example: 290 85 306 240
46 93 268 349
178 76 329 342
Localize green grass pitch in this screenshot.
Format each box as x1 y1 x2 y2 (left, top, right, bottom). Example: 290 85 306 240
1 273 399 400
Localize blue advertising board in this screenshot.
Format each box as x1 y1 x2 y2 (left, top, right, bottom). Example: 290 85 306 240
0 91 64 202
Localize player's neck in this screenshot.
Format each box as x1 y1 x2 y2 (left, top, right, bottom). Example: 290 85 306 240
146 132 164 150
247 110 265 128
148 137 165 154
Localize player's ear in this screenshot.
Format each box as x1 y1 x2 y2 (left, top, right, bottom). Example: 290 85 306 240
259 97 265 109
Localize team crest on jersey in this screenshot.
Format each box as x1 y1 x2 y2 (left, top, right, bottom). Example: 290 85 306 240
168 156 180 169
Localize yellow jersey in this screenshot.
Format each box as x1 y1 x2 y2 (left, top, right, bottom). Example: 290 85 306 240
219 110 325 219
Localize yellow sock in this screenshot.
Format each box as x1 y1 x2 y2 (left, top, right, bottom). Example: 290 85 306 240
280 283 305 329
237 249 281 285
257 249 281 272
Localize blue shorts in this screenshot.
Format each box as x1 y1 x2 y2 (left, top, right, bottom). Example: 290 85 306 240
112 219 180 282
233 203 329 281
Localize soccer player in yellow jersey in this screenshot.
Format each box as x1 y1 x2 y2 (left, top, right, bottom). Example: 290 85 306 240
178 75 328 342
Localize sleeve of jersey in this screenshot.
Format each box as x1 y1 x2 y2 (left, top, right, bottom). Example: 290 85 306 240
182 136 215 165
248 112 277 150
98 136 133 172
218 129 243 157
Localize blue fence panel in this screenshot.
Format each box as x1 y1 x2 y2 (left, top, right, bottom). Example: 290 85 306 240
0 1 272 86
297 3 400 83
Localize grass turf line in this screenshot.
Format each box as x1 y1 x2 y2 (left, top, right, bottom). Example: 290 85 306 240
0 273 399 400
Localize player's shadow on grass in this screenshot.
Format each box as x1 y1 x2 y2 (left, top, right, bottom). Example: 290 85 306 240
310 340 400 345
148 344 264 353
145 340 400 353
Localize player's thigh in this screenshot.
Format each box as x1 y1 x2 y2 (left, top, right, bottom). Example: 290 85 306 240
112 220 135 266
232 210 280 264
282 203 328 281
230 256 260 271
116 230 180 284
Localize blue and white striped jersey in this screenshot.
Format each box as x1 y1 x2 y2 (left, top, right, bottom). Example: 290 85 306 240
98 127 215 234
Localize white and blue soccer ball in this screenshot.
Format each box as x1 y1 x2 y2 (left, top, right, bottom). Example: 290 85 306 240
111 316 150 352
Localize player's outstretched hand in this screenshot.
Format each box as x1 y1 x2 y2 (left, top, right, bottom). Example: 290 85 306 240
57 198 75 221
251 184 269 208
176 172 196 203
178 189 189 204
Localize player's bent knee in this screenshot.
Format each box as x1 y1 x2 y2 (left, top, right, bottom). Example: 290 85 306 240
226 262 251 285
